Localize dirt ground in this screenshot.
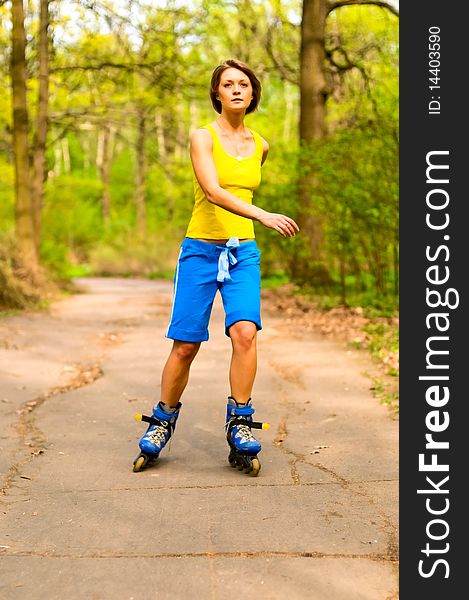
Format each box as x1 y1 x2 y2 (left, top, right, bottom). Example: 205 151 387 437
0 277 398 600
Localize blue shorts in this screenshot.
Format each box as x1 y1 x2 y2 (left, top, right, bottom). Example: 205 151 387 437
166 237 262 342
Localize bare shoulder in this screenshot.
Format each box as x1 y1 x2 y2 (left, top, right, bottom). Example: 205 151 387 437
250 128 269 152
190 127 213 150
260 136 270 153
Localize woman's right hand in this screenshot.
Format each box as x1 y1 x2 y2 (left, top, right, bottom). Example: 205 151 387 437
258 211 300 237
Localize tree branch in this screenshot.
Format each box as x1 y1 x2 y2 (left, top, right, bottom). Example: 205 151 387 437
325 44 380 116
50 61 163 74
327 0 399 17
327 46 356 72
265 22 299 86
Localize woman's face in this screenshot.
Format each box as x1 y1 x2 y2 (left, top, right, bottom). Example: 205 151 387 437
216 67 253 113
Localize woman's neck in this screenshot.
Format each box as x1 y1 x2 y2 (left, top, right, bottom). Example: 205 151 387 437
217 112 245 133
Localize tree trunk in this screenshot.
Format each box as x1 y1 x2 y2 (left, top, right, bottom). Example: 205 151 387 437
31 0 50 255
300 0 328 142
293 0 331 285
61 137 71 173
189 99 198 133
370 237 386 296
96 128 104 171
350 251 364 294
155 113 167 162
135 110 147 238
81 126 92 171
339 250 347 305
283 87 294 142
393 228 399 297
99 125 113 225
11 0 37 269
53 144 61 177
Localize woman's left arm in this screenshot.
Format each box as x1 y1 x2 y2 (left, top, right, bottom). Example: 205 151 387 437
261 137 269 166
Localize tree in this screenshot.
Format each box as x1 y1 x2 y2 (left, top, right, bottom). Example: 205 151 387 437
298 0 398 283
300 0 399 143
1 0 398 303
32 0 51 252
11 0 37 269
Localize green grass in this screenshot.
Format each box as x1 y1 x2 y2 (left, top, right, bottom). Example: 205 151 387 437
148 269 176 281
359 322 399 414
367 374 399 415
310 292 398 317
261 271 290 289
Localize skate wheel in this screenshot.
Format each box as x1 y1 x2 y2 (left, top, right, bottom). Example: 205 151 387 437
228 450 238 468
133 455 146 472
239 456 253 474
250 458 260 477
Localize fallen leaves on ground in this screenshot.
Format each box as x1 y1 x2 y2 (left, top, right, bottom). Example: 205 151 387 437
261 284 399 409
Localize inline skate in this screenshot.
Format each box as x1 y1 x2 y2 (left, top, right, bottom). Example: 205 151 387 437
132 401 182 472
225 396 270 477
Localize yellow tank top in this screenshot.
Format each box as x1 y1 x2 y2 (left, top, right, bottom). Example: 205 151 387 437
185 123 263 239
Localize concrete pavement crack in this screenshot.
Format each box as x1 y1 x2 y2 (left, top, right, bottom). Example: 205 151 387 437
268 364 398 563
273 411 349 488
273 417 301 485
0 549 399 562
1 362 104 499
270 372 351 488
0 479 399 505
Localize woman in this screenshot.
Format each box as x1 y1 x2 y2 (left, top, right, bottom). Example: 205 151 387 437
133 58 299 476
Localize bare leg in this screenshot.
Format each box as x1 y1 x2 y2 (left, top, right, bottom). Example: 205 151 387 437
160 340 201 407
228 321 257 403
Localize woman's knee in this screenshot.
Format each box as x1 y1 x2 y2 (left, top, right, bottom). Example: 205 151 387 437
173 341 200 362
230 321 257 351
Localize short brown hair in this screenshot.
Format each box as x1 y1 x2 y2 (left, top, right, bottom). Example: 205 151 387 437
209 58 261 115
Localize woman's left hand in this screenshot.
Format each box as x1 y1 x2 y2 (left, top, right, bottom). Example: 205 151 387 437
258 212 300 237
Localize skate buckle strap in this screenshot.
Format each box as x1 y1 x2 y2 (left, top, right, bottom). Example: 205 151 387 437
229 404 254 417
152 402 180 424
135 414 159 425
229 417 270 430
216 237 239 282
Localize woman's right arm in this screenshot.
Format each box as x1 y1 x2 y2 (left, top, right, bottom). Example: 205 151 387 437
190 129 299 238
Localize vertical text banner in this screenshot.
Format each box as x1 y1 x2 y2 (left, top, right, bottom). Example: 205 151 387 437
400 1 465 597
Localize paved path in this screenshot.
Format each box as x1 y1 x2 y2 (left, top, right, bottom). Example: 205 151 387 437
0 278 398 600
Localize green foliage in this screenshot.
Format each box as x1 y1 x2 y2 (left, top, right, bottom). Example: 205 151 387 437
295 114 398 306
261 271 290 289
0 159 14 225
88 233 179 278
0 0 398 314
109 149 136 208
311 289 398 316
146 160 194 231
42 175 103 248
368 374 399 414
254 144 300 275
363 321 399 362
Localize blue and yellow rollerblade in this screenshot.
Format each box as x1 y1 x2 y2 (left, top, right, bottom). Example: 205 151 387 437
225 396 270 477
133 401 182 472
